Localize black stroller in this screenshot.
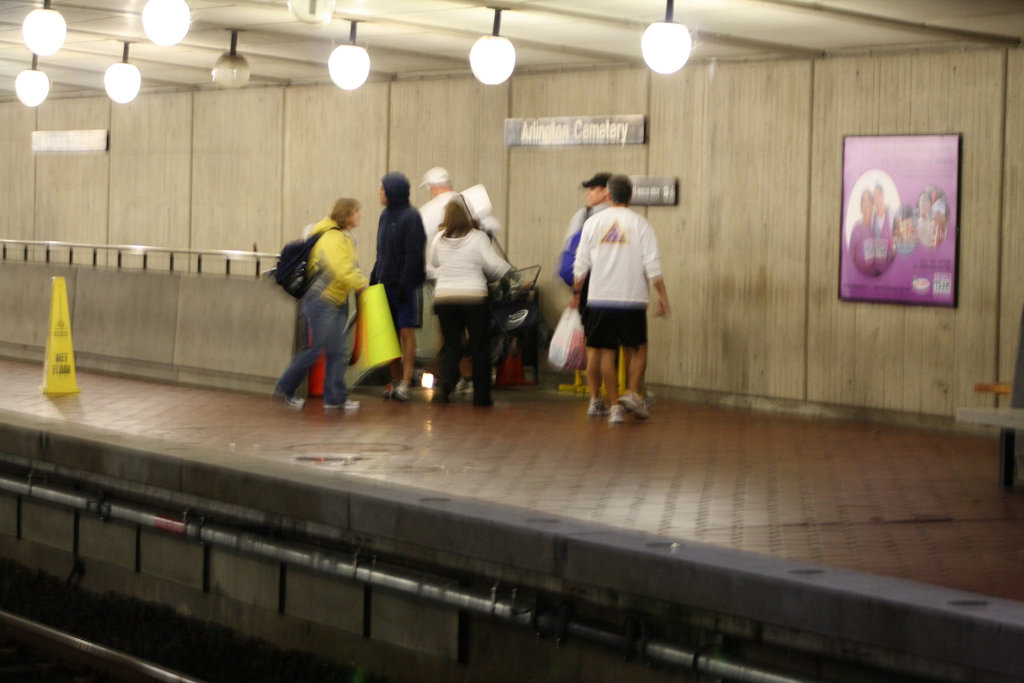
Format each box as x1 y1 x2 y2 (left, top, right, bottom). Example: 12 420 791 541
488 264 541 384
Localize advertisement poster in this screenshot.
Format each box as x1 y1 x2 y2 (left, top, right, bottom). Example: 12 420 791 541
839 134 960 306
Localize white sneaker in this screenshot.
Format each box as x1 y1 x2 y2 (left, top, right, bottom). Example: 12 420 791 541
608 404 625 425
391 380 411 402
455 378 474 397
274 390 305 410
587 398 609 417
325 399 360 411
618 392 649 419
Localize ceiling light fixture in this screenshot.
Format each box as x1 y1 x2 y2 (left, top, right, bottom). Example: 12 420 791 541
642 0 692 75
328 22 370 91
469 7 515 85
22 0 66 57
288 0 336 25
104 42 142 104
16 55 49 108
142 0 191 47
212 29 250 88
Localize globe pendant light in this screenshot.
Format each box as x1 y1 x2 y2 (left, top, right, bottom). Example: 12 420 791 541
212 30 250 88
642 0 691 75
16 55 49 108
288 0 336 25
105 43 142 104
142 0 191 47
22 0 66 57
470 8 515 85
328 22 370 91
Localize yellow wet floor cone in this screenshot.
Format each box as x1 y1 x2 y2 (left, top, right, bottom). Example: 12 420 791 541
42 276 80 395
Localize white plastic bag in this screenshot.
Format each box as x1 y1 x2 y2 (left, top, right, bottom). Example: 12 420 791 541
548 307 586 371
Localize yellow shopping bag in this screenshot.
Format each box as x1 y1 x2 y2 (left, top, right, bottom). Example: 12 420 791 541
349 284 401 383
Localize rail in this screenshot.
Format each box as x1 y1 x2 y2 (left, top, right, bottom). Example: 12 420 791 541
0 239 278 278
0 608 202 682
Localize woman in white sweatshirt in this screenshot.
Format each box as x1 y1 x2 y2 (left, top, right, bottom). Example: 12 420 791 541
427 196 511 406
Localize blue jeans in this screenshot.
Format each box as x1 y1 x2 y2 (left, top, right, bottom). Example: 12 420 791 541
276 293 350 405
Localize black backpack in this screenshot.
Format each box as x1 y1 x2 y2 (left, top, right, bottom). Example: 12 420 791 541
274 228 336 298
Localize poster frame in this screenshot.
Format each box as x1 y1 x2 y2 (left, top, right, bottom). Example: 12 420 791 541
838 133 961 307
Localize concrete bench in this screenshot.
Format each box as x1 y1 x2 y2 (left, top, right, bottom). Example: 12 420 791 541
956 407 1024 489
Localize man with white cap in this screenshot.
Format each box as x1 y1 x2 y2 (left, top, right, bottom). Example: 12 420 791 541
418 166 457 245
419 167 502 243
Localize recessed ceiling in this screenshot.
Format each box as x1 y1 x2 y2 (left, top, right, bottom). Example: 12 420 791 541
1 0 1021 102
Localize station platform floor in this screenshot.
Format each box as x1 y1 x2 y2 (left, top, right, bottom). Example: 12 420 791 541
1 357 1023 604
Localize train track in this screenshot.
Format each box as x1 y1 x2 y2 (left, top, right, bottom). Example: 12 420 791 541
0 608 202 683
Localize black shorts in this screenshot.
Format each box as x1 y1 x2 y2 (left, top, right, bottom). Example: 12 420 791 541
583 307 647 349
384 284 423 330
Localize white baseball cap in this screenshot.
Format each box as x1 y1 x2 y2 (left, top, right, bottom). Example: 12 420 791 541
420 166 452 188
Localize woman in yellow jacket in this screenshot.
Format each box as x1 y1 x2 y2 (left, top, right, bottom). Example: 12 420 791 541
275 198 368 412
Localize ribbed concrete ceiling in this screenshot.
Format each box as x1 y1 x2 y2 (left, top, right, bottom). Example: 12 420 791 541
0 0 1022 102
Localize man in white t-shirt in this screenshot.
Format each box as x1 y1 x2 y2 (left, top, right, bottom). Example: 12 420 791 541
572 174 669 425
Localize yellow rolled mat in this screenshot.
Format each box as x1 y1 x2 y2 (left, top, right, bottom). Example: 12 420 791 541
353 284 400 372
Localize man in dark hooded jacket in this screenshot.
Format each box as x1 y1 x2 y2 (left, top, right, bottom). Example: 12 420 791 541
371 172 426 401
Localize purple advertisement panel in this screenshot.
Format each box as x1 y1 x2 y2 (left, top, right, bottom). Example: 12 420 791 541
839 134 960 306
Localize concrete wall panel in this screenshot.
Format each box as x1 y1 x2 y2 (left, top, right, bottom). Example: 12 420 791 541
1001 51 1024 393
140 530 204 589
0 102 37 240
0 262 77 350
371 589 459 660
647 60 812 398
78 516 136 571
285 567 363 634
0 495 17 538
282 82 390 271
109 92 193 261
35 98 111 257
21 500 74 552
192 89 283 277
209 547 279 611
174 275 295 381
72 269 178 364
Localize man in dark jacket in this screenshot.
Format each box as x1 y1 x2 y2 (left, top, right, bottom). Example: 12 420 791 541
371 172 426 401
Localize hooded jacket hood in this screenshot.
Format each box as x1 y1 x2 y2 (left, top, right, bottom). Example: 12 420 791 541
381 172 411 207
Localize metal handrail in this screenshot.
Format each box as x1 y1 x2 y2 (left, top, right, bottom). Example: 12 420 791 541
0 239 278 277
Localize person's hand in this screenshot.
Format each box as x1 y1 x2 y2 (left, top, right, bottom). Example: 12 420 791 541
569 291 580 309
654 295 669 317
